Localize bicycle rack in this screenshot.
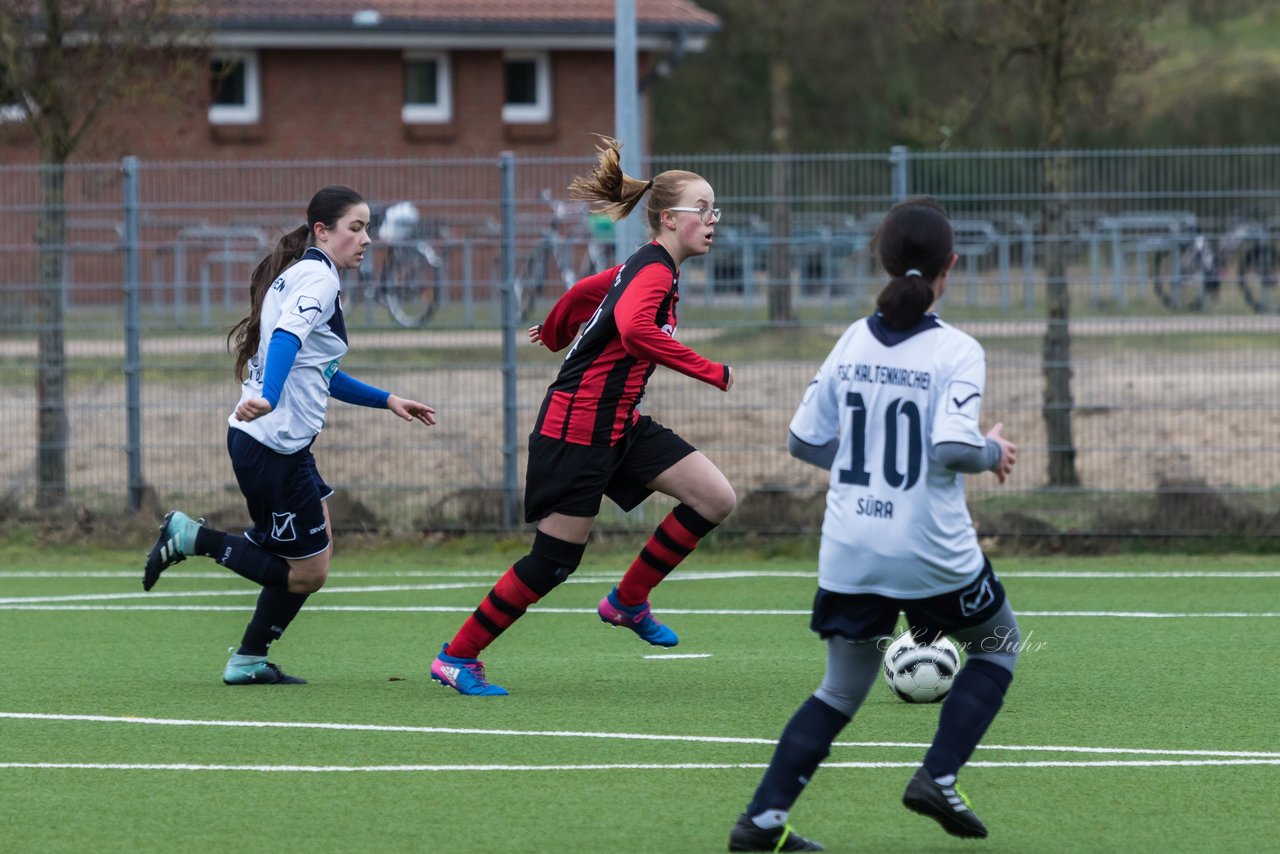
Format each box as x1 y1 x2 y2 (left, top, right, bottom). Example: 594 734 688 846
171 225 272 325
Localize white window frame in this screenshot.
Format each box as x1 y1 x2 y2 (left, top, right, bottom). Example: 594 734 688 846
401 51 452 124
502 52 551 124
208 51 261 125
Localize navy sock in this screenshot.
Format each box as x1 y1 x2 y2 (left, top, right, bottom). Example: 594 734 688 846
923 658 1014 778
747 696 851 815
193 525 225 558
215 535 291 588
237 587 310 656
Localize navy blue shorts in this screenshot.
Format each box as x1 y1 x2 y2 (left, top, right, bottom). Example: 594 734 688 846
810 557 1006 644
522 415 696 523
227 427 332 560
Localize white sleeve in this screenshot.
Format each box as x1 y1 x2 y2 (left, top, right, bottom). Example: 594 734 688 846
931 337 987 448
788 325 853 446
273 265 339 344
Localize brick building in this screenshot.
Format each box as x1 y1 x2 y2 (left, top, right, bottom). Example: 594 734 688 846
0 0 719 163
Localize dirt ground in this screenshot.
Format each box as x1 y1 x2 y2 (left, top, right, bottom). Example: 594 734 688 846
4 335 1277 532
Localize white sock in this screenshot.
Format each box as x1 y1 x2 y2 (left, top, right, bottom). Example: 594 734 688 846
751 809 788 830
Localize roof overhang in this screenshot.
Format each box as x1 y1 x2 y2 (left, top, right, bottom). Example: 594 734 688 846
210 28 711 52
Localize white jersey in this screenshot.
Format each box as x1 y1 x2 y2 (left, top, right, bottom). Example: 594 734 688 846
789 313 987 597
229 247 349 453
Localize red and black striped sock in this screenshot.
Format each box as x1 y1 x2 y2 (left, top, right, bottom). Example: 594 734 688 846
444 568 540 660
616 503 717 606
444 532 585 660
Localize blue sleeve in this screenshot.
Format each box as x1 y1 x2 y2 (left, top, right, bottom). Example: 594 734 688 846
329 370 391 409
261 329 301 408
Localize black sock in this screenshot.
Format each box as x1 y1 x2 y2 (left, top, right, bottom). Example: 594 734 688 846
214 535 291 588
237 587 310 656
747 695 851 815
923 658 1014 778
193 525 226 558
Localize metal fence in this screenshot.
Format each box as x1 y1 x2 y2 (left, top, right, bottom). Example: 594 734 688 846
3 147 1279 539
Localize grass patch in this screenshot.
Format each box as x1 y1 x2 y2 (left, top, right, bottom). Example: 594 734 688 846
0 548 1277 851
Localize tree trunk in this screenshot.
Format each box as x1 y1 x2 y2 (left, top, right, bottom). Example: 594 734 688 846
36 161 69 509
1041 156 1080 487
766 51 793 324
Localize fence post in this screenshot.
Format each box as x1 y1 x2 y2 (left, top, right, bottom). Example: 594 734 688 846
889 145 909 202
499 152 519 530
122 156 146 513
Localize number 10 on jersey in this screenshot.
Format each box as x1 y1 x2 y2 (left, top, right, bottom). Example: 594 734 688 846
838 391 923 490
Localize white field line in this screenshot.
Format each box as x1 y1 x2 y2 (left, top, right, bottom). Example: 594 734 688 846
3 758 1279 772
3 712 1278 760
4 569 1279 581
2 603 1279 618
2 569 1277 618
0 570 798 605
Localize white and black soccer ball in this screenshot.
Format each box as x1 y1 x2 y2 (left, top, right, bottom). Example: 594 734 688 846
882 631 960 703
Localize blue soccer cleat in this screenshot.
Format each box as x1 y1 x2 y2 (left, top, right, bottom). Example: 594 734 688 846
222 656 307 685
597 586 679 647
430 643 508 696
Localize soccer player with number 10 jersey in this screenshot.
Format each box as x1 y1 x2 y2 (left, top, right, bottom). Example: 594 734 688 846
729 197 1023 852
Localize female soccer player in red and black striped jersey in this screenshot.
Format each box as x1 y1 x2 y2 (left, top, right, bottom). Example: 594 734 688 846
430 137 735 696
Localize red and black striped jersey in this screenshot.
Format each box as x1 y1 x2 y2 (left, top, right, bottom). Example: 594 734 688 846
533 241 730 446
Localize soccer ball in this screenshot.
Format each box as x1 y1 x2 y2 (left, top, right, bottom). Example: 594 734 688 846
882 631 960 703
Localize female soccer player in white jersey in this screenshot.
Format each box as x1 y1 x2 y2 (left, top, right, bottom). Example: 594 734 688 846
142 186 437 686
728 196 1020 852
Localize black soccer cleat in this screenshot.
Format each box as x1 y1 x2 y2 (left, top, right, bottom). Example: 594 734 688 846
728 813 824 852
142 510 200 591
902 767 989 838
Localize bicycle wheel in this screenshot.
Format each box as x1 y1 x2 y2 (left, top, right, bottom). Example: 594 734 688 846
1151 243 1208 311
383 246 442 327
1236 241 1278 313
514 247 548 322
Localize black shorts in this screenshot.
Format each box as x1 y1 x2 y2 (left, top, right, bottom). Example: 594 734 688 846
227 427 333 560
523 415 696 523
810 557 1006 644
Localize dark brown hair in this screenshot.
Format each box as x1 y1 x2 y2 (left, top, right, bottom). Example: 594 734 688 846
227 185 365 380
568 135 704 237
872 195 954 329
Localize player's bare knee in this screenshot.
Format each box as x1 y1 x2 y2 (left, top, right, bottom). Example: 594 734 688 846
702 483 736 523
287 562 329 594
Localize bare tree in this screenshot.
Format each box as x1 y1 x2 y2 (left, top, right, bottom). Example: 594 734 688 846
0 0 206 509
918 0 1167 486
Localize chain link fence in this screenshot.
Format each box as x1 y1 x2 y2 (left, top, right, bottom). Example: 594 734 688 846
3 148 1278 539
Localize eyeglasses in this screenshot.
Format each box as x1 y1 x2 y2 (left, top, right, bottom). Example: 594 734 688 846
668 206 722 225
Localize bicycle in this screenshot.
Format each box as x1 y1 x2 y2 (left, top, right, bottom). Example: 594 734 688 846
513 190 612 322
1219 223 1278 313
1151 233 1219 311
346 201 444 327
1151 224 1279 313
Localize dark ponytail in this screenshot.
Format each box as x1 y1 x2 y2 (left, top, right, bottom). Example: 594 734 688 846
872 195 953 329
227 185 365 381
228 225 311 381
